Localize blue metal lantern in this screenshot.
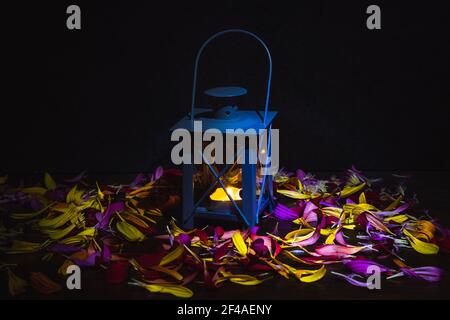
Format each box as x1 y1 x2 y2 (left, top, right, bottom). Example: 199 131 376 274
171 29 277 228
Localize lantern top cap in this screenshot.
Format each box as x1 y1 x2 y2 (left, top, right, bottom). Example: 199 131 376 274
204 86 247 98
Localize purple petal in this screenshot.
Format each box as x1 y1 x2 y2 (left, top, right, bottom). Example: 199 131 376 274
49 243 82 254
273 203 298 221
376 203 410 217
343 259 390 275
296 169 306 181
151 166 164 182
45 189 66 202
319 200 340 208
402 267 443 282
64 171 87 183
251 238 269 256
130 173 145 188
332 272 368 287
250 226 260 237
95 201 124 230
102 244 111 264
73 252 101 267
30 194 44 211
176 233 191 245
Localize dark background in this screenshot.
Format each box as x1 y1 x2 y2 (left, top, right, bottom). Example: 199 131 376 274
3 0 449 175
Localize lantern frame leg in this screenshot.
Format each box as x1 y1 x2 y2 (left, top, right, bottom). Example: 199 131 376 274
182 163 194 228
242 148 257 227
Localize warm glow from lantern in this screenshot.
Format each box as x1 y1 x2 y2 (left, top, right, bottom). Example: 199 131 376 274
209 186 242 201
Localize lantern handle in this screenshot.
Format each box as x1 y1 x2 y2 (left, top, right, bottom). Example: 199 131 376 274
190 29 272 126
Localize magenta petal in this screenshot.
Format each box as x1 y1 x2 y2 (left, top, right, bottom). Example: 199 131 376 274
335 231 347 245
303 201 318 224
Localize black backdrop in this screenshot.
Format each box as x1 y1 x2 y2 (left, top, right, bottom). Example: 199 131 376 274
3 0 449 174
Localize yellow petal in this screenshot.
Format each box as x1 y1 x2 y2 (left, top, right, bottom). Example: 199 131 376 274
403 229 439 255
286 230 316 244
57 228 96 245
358 192 367 204
41 223 76 240
339 183 366 198
4 240 42 254
298 179 303 191
116 220 146 242
262 258 291 278
0 175 8 184
142 283 193 298
8 268 27 296
385 195 403 211
384 214 409 224
325 232 336 245
159 245 184 266
229 278 263 285
76 227 96 237
392 258 408 269
29 272 62 294
320 228 335 236
169 219 195 236
321 207 343 218
231 231 247 256
406 220 435 241
58 260 75 276
44 172 57 190
286 228 315 240
96 182 104 200
39 203 80 228
277 189 315 200
151 265 183 281
220 270 265 285
146 208 163 216
283 250 329 265
11 202 55 220
66 185 85 205
20 187 48 195
296 265 326 283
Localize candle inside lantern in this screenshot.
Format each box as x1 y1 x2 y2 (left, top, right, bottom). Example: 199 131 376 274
209 186 242 201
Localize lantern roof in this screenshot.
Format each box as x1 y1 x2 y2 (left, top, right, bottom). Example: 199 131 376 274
171 108 277 133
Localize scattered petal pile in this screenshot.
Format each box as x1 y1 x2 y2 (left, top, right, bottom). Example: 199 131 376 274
0 166 448 298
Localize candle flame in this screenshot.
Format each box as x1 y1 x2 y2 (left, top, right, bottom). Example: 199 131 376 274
210 186 242 201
